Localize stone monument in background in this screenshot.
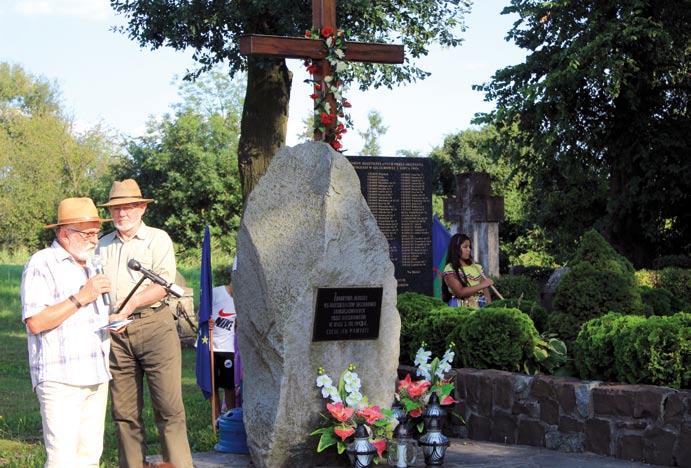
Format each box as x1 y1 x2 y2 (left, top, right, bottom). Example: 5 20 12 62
444 172 504 277
234 142 401 468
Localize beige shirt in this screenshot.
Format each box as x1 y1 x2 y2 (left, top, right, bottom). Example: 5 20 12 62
98 222 176 310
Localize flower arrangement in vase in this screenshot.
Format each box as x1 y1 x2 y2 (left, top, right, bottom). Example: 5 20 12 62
311 364 396 462
396 343 457 432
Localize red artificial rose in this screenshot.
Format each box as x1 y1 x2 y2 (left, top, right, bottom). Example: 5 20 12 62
305 30 311 38
327 402 354 422
330 139 343 151
321 26 334 38
357 405 384 425
441 395 457 406
409 408 422 418
407 380 431 398
398 374 413 392
306 63 319 75
372 439 386 458
320 113 335 125
334 425 355 441
314 83 322 91
310 93 319 100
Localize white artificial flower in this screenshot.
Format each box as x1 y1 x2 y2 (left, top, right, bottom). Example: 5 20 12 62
324 385 340 402
324 75 333 83
343 371 359 385
417 364 432 381
435 361 452 379
326 37 334 47
316 374 333 388
334 48 345 59
414 348 432 367
335 61 347 73
442 349 455 364
346 390 363 407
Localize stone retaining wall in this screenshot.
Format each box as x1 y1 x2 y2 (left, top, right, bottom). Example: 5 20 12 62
398 366 690 466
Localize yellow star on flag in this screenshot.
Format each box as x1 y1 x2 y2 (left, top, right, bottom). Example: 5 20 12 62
202 336 209 345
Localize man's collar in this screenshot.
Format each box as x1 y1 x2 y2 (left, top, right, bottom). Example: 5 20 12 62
51 239 72 261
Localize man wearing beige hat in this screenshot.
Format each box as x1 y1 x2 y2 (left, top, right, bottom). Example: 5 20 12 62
98 179 192 468
20 197 115 467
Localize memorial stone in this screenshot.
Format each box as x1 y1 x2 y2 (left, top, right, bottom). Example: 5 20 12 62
444 172 504 276
234 142 401 468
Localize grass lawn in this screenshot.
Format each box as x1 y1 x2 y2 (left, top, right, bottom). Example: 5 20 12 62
0 264 216 467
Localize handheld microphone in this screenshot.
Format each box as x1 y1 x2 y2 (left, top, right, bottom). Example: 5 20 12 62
88 255 112 307
127 259 184 298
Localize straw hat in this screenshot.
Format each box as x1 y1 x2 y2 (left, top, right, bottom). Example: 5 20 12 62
44 197 111 229
99 179 154 207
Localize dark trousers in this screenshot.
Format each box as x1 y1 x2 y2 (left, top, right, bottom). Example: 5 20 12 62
109 307 193 468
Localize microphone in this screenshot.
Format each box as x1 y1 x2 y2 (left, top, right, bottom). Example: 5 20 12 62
127 259 184 298
88 255 112 307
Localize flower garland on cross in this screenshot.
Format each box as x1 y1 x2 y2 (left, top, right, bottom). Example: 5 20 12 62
304 26 352 152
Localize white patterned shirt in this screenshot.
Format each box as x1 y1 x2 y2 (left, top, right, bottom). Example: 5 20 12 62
21 240 111 390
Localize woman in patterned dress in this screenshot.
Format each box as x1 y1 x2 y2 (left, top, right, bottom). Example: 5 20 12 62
441 233 493 308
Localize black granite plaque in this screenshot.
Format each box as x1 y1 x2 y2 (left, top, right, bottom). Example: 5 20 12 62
312 287 383 341
347 156 433 295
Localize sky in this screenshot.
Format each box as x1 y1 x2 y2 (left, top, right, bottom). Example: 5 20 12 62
0 0 526 157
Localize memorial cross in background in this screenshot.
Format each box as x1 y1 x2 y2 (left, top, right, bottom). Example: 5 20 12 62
444 172 505 277
239 0 404 141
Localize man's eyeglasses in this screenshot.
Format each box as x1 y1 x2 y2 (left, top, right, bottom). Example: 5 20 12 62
66 228 100 240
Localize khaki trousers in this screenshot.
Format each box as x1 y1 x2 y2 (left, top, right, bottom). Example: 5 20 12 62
109 308 193 468
36 381 108 468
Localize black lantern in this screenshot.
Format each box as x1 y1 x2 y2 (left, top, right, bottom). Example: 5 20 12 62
419 393 449 465
422 392 445 428
387 419 418 468
390 401 406 425
346 424 376 468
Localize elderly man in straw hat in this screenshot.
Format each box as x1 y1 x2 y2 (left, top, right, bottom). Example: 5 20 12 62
98 179 192 468
20 197 116 467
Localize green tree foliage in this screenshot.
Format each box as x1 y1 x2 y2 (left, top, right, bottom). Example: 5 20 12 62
0 63 121 250
115 70 244 252
475 0 691 265
110 0 472 198
358 110 388 156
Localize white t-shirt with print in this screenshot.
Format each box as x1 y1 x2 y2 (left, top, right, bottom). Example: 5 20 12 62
211 285 236 352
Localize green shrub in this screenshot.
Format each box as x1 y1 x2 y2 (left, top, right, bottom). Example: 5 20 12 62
652 255 691 269
414 306 472 365
570 229 635 281
658 267 691 306
635 269 660 288
397 293 447 364
573 312 634 381
551 263 643 342
574 312 690 388
452 307 539 372
639 286 677 316
613 313 690 389
547 312 587 345
492 275 540 302
491 298 548 333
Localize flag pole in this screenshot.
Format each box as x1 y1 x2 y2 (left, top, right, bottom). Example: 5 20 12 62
209 319 216 433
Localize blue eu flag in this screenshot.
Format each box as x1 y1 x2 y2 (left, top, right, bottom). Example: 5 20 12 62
195 226 213 399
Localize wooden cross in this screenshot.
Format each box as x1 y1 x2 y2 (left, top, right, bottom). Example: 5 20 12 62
239 0 404 142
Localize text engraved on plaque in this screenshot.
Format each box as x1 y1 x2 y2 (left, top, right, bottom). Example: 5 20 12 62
312 287 383 342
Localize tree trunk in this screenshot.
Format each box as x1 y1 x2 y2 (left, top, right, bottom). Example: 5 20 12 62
238 57 292 200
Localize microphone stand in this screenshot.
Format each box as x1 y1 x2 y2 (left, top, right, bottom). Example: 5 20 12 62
114 276 147 315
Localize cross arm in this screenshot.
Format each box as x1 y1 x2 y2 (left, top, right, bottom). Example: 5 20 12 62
239 34 404 64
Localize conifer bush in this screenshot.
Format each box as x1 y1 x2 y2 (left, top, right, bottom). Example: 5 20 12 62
658 267 691 306
639 286 676 316
415 306 472 364
397 293 446 363
452 307 539 372
491 298 548 332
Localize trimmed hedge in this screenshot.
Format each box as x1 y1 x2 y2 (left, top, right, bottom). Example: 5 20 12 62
491 275 540 302
451 307 539 373
491 298 548 333
639 286 678 316
397 293 447 364
658 267 691 306
551 263 643 341
573 312 690 389
570 229 635 280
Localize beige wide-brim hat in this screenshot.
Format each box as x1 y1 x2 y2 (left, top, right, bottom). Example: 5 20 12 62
44 197 111 229
99 179 154 207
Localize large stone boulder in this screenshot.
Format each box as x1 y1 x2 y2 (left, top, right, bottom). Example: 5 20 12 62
234 142 400 468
